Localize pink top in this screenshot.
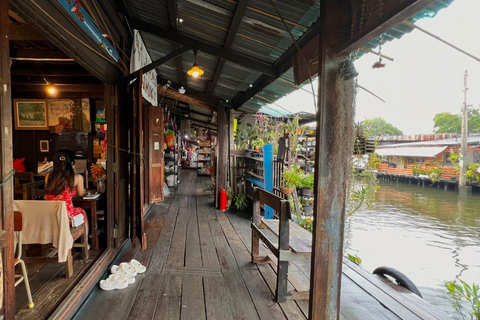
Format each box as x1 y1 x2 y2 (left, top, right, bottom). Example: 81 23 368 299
46 189 86 221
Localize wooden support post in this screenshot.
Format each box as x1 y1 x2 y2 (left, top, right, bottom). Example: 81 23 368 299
276 200 290 302
216 105 228 207
310 1 351 319
1 0 15 317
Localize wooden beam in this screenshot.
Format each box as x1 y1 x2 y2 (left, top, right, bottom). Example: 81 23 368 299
206 0 249 95
190 118 216 126
339 0 437 54
125 46 191 82
309 1 351 319
215 105 229 207
11 65 91 77
166 0 188 87
130 18 278 77
1 1 16 318
192 124 217 132
8 24 46 41
159 85 217 112
232 19 320 108
10 49 71 60
12 83 104 93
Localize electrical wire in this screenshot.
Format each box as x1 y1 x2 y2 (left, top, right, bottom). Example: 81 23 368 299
0 170 17 187
268 0 317 114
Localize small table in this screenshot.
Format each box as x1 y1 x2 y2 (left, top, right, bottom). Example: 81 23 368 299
73 191 103 250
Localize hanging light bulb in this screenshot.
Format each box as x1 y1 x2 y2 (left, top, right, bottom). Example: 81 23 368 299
187 50 204 78
47 86 56 95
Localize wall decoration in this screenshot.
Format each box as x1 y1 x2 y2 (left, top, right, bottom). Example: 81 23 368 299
47 98 90 133
14 100 48 130
39 140 49 153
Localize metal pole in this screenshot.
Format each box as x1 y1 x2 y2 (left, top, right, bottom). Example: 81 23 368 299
459 70 468 188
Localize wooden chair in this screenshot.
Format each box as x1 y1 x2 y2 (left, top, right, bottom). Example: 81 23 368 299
21 180 45 200
14 211 34 309
13 201 89 278
251 188 312 302
14 172 34 200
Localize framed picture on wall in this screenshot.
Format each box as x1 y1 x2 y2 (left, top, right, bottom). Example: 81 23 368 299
39 140 49 153
14 100 48 130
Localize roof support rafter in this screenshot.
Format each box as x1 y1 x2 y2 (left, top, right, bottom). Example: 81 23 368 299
339 0 438 54
232 20 320 108
206 0 249 96
129 19 278 77
167 0 189 87
126 46 191 82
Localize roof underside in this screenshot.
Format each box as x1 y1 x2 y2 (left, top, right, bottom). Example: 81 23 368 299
123 0 454 120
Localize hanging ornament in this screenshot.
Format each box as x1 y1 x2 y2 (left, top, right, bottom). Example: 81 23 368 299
372 33 386 69
102 34 110 38
71 5 81 12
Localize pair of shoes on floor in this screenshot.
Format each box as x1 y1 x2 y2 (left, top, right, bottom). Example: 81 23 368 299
99 259 146 291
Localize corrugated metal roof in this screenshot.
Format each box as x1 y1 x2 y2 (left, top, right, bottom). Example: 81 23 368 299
379 135 480 148
376 146 447 157
125 0 454 116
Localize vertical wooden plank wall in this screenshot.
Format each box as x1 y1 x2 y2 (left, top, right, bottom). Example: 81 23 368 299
0 0 15 317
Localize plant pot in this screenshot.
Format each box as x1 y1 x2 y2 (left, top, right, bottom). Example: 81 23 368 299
301 188 313 196
303 205 313 214
280 187 294 195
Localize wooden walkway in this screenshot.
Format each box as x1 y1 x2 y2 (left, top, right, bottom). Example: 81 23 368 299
74 170 447 320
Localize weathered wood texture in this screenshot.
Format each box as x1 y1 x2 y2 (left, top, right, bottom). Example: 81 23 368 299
1 0 15 318
73 172 445 320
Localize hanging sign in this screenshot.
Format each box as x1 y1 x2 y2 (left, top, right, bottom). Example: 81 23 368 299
56 0 119 62
130 30 158 106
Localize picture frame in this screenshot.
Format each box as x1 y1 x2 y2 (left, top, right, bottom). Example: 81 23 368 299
39 140 49 153
14 100 48 130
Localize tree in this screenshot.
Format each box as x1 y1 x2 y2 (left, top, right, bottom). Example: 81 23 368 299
433 108 480 133
360 118 403 137
433 112 461 133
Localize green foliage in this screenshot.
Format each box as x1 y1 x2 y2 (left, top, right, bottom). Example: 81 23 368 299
298 174 314 189
449 153 460 171
348 153 380 216
347 254 362 266
234 193 248 211
251 138 265 150
284 116 304 155
466 163 480 185
236 122 254 149
433 108 480 133
203 183 215 194
359 118 403 137
434 112 462 133
445 280 480 320
300 197 313 206
299 217 313 232
281 164 304 189
412 162 444 182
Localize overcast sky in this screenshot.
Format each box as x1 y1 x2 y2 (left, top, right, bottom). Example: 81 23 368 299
270 0 480 135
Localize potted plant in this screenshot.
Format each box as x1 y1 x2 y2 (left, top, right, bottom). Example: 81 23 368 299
234 193 248 211
298 174 314 196
251 138 264 151
301 197 314 214
280 165 303 194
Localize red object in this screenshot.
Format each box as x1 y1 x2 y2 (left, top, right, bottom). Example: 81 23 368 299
372 61 386 69
13 158 25 172
219 188 227 211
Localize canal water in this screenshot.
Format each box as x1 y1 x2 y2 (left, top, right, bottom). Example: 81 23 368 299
345 181 480 318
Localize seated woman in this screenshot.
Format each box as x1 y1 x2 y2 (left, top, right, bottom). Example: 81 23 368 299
45 149 88 228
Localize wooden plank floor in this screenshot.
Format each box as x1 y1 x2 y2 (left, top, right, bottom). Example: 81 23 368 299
74 171 447 320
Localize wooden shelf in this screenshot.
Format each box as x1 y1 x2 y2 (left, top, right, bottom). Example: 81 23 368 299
246 170 263 180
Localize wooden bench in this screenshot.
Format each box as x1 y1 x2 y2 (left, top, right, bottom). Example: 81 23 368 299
251 187 312 302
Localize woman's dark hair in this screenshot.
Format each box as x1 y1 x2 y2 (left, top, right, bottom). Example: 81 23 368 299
45 149 76 195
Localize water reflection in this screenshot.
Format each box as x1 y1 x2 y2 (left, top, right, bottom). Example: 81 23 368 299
345 181 480 318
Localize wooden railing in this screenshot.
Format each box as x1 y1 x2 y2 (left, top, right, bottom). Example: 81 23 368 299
376 163 459 180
